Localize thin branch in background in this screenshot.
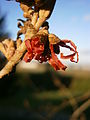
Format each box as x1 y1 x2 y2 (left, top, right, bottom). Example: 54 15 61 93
70 99 90 120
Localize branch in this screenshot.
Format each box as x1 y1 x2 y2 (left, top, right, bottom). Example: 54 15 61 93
70 99 90 120
35 0 56 30
0 0 56 78
0 0 78 78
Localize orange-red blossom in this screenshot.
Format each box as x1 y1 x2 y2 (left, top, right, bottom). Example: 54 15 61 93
23 35 79 70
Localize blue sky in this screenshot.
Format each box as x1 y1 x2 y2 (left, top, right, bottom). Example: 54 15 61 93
0 0 90 67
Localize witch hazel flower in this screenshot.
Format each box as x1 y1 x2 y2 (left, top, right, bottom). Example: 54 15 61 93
23 33 79 71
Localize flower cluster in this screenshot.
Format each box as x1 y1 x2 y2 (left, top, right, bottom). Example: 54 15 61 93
23 34 78 70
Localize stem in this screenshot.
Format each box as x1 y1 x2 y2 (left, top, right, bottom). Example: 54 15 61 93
0 29 35 78
70 99 90 120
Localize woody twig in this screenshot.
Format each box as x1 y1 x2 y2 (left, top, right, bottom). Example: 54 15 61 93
0 0 56 78
0 0 78 78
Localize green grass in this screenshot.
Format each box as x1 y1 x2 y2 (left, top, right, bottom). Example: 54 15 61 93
0 69 90 120
0 69 90 108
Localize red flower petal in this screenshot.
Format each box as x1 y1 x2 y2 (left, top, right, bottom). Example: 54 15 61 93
31 37 44 54
23 52 34 62
60 39 79 63
49 44 67 70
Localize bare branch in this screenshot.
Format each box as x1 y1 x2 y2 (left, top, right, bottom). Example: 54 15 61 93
70 99 90 120
0 1 56 78
0 0 78 78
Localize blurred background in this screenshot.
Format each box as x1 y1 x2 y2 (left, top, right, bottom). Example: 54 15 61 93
0 0 90 120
